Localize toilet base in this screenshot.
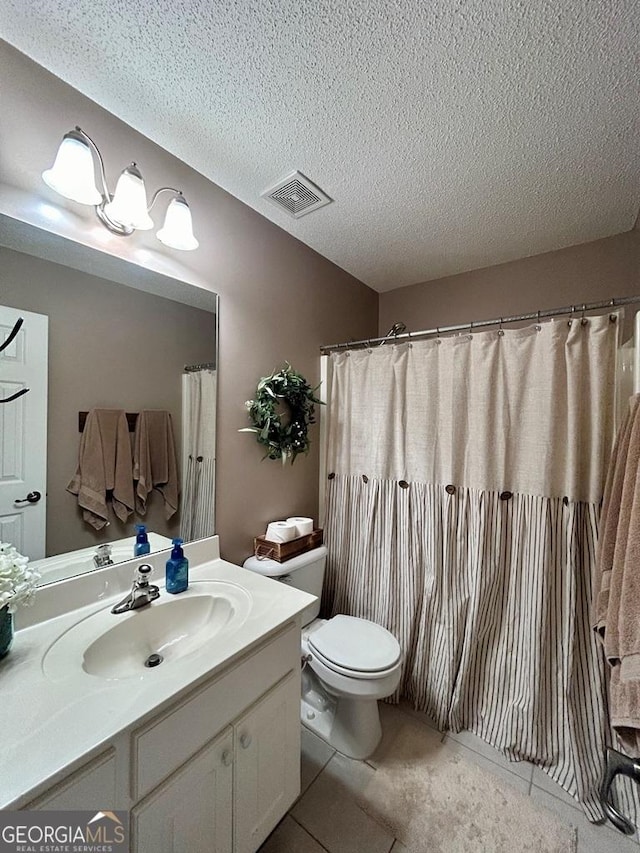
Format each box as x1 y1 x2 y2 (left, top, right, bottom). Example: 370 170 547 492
301 693 383 760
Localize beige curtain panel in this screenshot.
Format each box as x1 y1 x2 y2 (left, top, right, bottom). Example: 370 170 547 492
327 314 618 503
323 313 633 822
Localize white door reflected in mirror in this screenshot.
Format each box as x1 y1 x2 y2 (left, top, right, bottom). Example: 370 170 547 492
0 306 48 559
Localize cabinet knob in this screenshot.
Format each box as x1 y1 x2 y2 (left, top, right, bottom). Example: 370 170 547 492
221 749 233 767
240 733 252 750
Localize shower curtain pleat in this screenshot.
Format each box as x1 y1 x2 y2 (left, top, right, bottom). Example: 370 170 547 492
323 313 639 823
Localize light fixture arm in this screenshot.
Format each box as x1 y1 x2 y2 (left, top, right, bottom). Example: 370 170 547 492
148 186 184 213
73 126 110 201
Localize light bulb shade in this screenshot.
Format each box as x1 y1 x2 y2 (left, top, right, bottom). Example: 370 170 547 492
42 130 102 206
103 164 153 229
156 196 199 251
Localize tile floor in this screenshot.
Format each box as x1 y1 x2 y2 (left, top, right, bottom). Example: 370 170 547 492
260 701 639 853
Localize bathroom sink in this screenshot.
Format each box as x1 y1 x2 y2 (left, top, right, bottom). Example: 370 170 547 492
43 582 252 681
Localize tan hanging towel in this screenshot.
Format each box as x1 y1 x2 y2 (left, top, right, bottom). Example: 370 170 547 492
133 410 180 519
67 408 135 530
594 393 640 754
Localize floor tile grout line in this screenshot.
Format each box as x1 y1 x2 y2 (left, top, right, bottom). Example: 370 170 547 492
289 814 332 852
392 701 441 734
297 745 336 803
318 751 402 841
293 775 396 850
530 781 581 813
443 733 538 784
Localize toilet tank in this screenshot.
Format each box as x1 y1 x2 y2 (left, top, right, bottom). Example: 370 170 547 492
243 545 327 627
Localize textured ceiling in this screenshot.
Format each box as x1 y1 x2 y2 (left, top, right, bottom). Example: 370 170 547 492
0 1 638 292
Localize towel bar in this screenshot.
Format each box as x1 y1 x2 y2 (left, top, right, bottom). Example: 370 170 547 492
601 747 640 835
79 411 138 432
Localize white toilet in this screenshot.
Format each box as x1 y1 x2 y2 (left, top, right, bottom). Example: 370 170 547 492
243 545 402 759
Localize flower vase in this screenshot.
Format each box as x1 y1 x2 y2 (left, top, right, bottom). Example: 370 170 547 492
0 605 13 659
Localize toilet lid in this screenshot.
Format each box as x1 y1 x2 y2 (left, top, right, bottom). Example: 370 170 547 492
308 615 401 673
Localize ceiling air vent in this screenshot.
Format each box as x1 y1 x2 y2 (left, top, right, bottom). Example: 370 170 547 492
261 171 332 218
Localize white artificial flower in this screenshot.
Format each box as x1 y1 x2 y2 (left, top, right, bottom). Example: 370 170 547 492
0 542 40 613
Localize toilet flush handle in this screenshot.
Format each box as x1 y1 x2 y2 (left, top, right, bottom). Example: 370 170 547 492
278 575 293 584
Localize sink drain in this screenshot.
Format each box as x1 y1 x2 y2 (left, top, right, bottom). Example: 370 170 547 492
144 653 164 668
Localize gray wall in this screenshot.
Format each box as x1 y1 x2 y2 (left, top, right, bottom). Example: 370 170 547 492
2 246 216 556
0 42 378 565
380 230 640 343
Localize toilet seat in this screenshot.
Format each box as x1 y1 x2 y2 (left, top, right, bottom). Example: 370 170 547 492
307 615 401 679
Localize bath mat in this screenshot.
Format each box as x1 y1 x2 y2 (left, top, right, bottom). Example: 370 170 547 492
356 714 577 853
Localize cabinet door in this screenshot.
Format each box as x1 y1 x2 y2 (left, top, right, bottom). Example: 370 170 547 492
132 727 233 853
27 749 117 811
234 671 300 853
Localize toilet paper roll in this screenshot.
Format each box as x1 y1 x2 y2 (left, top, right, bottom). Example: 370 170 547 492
265 520 298 543
286 516 314 537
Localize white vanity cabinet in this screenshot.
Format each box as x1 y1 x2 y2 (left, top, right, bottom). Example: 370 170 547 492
25 621 302 853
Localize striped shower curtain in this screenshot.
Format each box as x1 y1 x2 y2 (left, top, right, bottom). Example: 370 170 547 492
323 313 624 820
181 369 216 540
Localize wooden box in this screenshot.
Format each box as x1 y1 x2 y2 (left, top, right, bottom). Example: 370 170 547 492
253 529 323 563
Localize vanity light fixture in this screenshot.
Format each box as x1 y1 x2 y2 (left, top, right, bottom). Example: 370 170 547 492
42 127 199 251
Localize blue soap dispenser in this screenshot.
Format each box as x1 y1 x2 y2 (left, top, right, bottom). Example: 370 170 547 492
134 524 151 557
166 538 189 594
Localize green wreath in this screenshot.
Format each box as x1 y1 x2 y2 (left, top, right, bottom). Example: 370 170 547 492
240 363 323 463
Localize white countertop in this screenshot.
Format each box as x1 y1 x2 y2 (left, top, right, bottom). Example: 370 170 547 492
0 538 314 809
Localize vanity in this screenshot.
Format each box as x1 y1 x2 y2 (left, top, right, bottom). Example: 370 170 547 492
0 536 315 853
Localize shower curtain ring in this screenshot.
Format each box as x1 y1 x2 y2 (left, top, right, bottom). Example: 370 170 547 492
468 320 473 341
581 304 588 326
367 339 372 353
568 305 575 328
436 327 441 345
407 330 413 347
536 310 541 332
498 318 504 337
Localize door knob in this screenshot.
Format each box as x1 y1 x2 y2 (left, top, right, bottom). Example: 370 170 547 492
14 491 42 505
240 733 252 749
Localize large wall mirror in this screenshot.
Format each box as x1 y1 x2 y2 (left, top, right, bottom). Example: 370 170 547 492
0 214 218 586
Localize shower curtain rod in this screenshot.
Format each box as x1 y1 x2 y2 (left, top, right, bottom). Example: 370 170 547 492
319 294 640 353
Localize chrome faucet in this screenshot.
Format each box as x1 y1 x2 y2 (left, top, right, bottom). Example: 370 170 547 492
111 565 160 614
94 543 114 568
